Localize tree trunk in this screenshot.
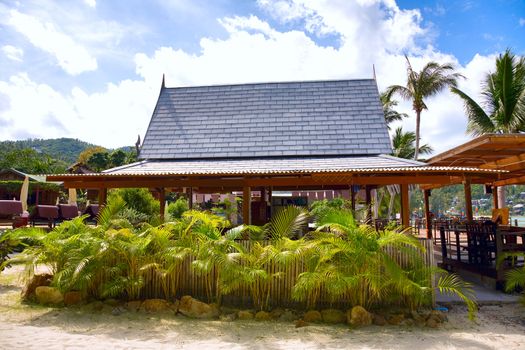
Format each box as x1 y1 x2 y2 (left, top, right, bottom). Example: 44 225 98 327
414 109 421 160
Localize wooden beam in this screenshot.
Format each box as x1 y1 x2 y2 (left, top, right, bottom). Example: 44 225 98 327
350 185 356 212
243 186 251 225
492 185 499 209
400 184 409 228
365 185 372 223
423 189 432 239
493 174 525 186
159 188 166 221
97 188 107 207
464 178 473 222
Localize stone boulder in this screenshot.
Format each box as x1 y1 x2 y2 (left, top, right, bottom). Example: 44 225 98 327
295 319 309 328
35 286 63 305
21 274 53 301
270 308 284 319
372 314 387 326
126 300 143 312
143 299 170 313
303 310 322 323
255 311 271 321
279 310 300 322
387 314 404 326
178 296 218 318
238 310 255 320
321 309 346 324
348 306 372 327
64 291 83 306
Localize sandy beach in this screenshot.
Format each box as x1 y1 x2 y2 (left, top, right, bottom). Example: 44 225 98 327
1 266 524 350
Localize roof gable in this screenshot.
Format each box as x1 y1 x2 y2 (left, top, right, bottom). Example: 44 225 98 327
140 79 392 160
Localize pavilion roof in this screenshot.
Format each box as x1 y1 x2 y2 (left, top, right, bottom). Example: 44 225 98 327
426 133 525 186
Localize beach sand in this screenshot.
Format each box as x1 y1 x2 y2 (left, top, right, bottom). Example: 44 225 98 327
1 266 524 350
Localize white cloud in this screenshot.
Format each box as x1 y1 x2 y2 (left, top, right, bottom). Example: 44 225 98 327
520 18 525 26
7 10 97 75
0 0 499 154
1 45 24 62
0 73 157 148
84 0 96 8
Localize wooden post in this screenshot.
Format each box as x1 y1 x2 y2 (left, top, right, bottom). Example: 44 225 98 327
492 185 499 209
400 184 409 228
98 188 107 207
365 186 372 223
350 185 356 212
464 178 473 222
424 189 432 239
243 186 251 225
159 188 166 222
188 187 193 209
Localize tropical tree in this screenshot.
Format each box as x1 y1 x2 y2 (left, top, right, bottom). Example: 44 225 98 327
386 57 463 160
380 91 408 129
392 127 433 160
451 49 525 135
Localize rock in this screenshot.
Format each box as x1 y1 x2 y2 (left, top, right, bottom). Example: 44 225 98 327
143 299 170 313
126 300 143 312
279 310 299 322
170 299 180 313
112 306 126 316
104 298 120 307
255 311 272 321
21 274 53 301
410 310 426 324
303 310 322 323
387 314 404 326
372 314 387 326
178 296 219 318
35 286 63 305
425 317 439 328
270 308 284 319
321 309 346 324
89 301 104 312
428 310 447 323
237 310 255 320
348 306 372 327
402 318 415 326
64 291 83 306
220 313 237 322
295 319 309 328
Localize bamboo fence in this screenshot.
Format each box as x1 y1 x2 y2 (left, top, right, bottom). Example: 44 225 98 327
136 238 435 308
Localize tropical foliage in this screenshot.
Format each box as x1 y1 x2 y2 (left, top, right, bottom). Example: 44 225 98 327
386 57 462 160
391 127 433 160
380 91 408 129
451 49 525 135
2 205 476 319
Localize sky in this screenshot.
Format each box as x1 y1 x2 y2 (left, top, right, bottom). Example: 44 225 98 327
0 0 524 155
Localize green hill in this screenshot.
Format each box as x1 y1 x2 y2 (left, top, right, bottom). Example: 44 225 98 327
0 138 96 164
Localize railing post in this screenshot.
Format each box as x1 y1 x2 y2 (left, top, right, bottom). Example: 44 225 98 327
439 226 447 260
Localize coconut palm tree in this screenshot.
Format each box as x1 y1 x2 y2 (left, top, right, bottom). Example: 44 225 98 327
451 49 525 135
380 91 408 129
386 57 463 160
392 127 433 160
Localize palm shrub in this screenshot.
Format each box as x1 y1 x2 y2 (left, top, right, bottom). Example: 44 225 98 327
167 197 189 220
221 206 309 310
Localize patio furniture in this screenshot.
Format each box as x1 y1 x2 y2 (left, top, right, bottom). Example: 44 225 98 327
0 200 24 228
464 223 497 266
58 204 79 221
83 204 99 223
30 205 59 228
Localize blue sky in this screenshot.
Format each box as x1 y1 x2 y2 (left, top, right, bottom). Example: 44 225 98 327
0 0 523 153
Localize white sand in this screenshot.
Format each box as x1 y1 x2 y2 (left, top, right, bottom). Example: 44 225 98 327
1 266 524 350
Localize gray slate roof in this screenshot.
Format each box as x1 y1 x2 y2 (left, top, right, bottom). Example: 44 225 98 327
140 79 392 160
103 155 427 176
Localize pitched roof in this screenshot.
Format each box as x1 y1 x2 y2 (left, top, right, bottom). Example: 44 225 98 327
139 79 392 160
98 155 477 177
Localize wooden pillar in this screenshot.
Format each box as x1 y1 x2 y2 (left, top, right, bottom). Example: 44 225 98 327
424 189 432 239
492 185 499 209
159 188 166 222
98 188 107 207
464 178 473 222
400 184 409 228
350 185 356 211
365 185 372 223
188 187 193 209
243 186 251 225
